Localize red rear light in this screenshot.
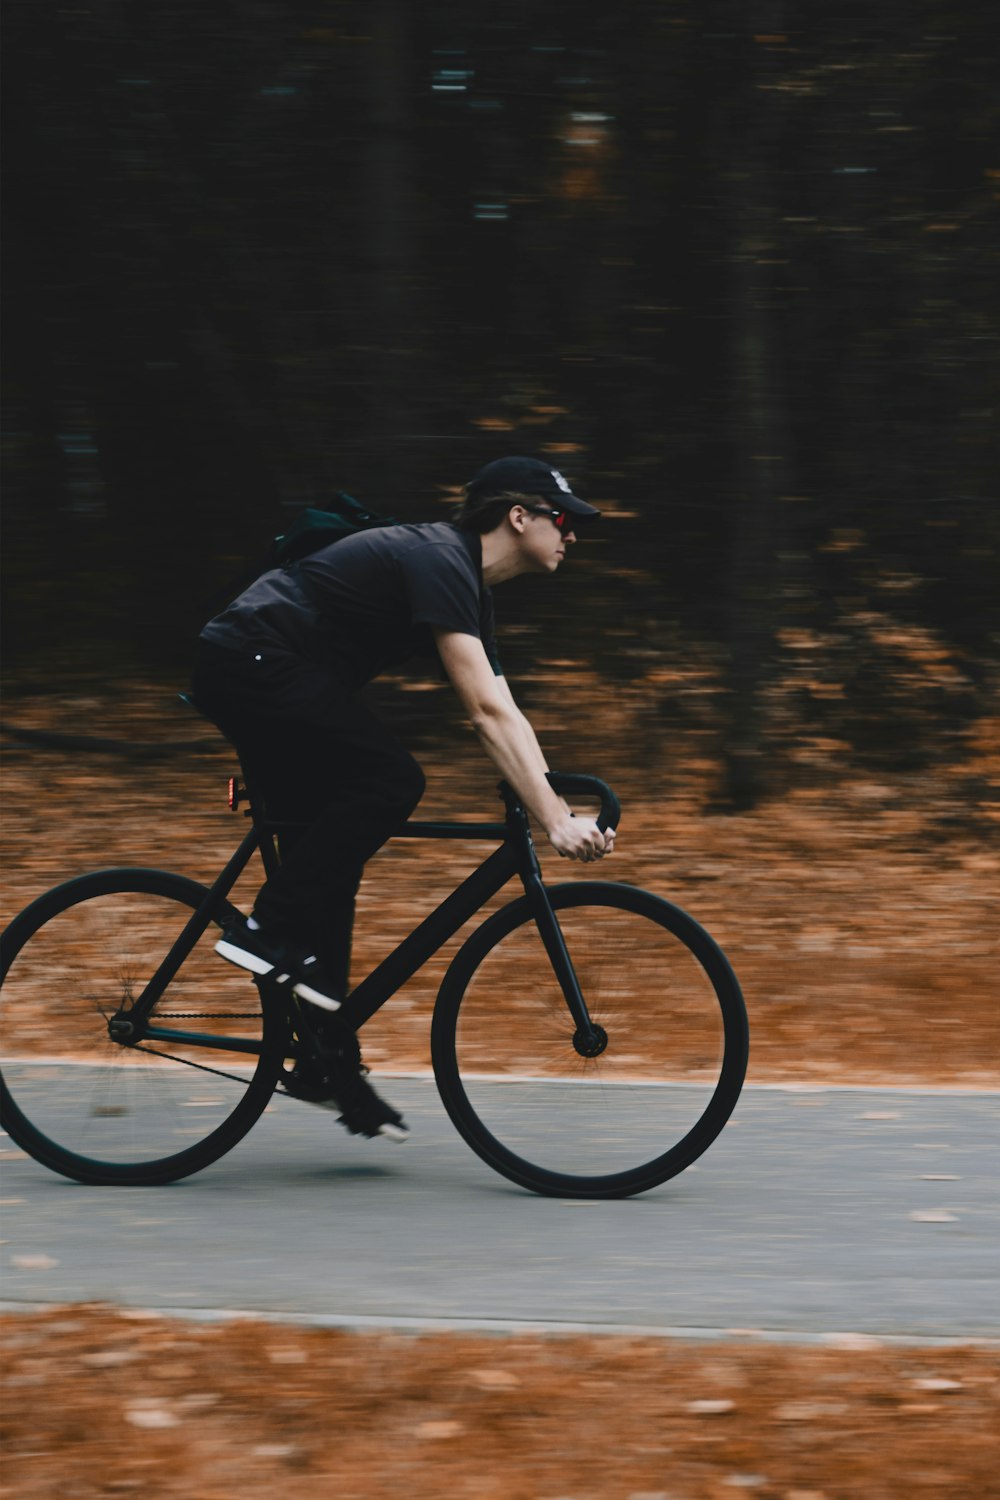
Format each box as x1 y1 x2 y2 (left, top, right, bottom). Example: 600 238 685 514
228 777 240 811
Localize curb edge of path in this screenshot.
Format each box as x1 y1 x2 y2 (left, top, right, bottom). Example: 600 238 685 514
2 1300 998 1349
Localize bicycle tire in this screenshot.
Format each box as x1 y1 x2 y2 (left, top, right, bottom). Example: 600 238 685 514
431 881 749 1199
0 868 288 1185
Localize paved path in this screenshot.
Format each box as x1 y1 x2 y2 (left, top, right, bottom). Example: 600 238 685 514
2 1082 997 1341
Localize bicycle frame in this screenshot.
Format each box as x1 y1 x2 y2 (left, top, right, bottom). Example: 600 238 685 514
132 793 599 1059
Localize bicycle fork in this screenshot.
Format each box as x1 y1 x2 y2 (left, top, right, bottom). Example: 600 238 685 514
512 807 608 1059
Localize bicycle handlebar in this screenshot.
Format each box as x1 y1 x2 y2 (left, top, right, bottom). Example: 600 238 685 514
544 772 621 834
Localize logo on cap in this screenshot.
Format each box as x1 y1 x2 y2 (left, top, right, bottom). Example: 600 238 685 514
551 469 573 494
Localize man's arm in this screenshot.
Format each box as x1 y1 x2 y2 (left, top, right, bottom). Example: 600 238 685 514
433 628 614 862
493 672 569 810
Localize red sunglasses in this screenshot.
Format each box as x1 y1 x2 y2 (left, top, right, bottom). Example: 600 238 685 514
529 505 571 532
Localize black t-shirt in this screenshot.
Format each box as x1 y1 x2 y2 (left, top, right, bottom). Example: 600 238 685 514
200 521 501 689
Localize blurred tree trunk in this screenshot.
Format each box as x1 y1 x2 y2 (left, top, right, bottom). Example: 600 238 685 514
717 12 791 811
343 0 415 499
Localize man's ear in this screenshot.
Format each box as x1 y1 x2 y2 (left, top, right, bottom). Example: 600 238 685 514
508 505 528 534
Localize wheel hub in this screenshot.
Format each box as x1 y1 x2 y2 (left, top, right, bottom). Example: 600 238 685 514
107 1014 136 1045
572 1023 608 1059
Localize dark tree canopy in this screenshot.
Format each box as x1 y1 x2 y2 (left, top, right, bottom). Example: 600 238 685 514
2 1 998 805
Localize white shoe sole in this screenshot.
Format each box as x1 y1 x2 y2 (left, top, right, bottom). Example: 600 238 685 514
215 938 290 983
292 981 341 1012
295 1097 405 1140
216 940 340 1010
290 1092 407 1140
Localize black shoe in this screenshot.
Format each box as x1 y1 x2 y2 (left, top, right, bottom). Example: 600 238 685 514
215 918 341 1011
334 1069 409 1143
284 1056 409 1143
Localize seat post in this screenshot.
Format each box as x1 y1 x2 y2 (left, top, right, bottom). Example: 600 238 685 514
240 760 285 881
178 690 283 879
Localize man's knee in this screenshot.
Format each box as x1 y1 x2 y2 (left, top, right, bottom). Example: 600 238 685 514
393 755 426 819
357 746 425 819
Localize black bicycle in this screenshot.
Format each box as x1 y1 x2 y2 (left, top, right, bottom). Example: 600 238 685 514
0 719 749 1199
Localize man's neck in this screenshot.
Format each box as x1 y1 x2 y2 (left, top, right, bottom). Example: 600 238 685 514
480 524 526 586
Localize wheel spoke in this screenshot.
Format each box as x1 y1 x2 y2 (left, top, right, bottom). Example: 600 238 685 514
434 883 748 1197
1 871 285 1184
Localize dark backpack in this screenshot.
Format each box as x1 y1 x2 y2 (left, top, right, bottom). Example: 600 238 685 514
199 492 400 620
272 491 399 566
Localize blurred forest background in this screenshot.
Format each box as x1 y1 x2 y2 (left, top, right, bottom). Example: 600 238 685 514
2 0 998 813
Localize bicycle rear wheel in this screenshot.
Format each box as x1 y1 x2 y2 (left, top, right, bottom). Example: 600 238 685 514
0 869 288 1185
432 882 749 1198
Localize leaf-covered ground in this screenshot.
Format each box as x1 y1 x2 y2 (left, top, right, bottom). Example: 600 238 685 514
3 683 997 1085
3 688 998 1497
2 1306 998 1499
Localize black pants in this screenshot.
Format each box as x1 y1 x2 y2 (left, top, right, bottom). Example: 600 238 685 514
192 638 426 995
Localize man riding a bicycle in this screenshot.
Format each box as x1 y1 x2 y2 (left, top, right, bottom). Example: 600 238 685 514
192 457 615 1142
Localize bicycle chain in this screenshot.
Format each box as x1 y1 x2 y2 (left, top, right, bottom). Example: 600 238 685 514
130 1040 269 1088
150 1012 262 1020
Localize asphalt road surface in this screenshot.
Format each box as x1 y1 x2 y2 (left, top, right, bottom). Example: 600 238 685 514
2 1081 997 1342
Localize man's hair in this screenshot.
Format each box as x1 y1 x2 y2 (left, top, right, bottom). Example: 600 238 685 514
454 490 545 535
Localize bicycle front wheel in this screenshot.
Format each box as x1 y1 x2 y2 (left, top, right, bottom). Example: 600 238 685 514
432 882 749 1198
0 869 288 1185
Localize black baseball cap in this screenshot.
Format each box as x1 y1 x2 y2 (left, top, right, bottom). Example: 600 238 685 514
464 456 600 519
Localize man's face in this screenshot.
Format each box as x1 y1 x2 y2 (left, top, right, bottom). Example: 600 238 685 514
518 503 578 572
